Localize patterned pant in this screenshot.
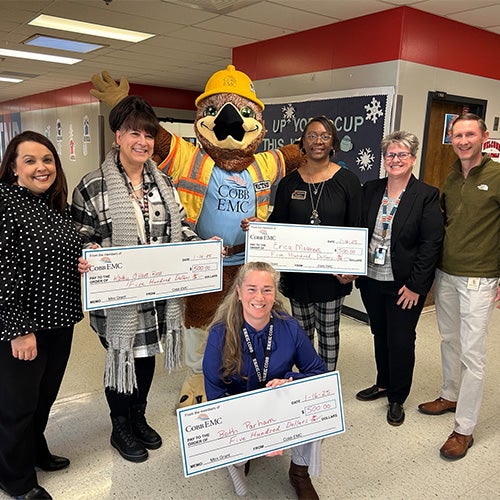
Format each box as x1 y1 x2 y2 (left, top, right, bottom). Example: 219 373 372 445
290 297 344 371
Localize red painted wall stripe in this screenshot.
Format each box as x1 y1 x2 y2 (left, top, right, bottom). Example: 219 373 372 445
233 6 500 82
0 81 198 114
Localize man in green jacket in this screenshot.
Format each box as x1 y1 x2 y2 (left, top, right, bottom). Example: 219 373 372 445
418 113 500 460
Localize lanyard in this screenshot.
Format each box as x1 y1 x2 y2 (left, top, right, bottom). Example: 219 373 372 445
381 187 405 240
242 317 274 387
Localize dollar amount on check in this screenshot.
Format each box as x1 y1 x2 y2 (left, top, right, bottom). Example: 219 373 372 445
245 222 367 275
177 372 344 477
83 239 222 311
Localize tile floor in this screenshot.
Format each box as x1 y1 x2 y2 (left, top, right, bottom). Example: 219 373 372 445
2 306 499 499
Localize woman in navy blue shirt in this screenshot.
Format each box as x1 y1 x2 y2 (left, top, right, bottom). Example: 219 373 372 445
203 262 326 499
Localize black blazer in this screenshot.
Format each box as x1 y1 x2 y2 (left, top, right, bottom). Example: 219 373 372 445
359 175 444 295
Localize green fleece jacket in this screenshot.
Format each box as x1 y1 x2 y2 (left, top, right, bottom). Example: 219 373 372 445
439 154 500 277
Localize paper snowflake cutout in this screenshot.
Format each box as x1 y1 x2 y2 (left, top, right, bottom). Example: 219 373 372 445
356 148 375 171
281 104 296 123
364 97 383 124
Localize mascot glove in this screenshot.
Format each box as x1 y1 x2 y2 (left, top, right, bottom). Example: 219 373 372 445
90 70 130 108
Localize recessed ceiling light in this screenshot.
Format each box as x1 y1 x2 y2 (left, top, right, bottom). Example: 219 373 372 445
25 35 104 54
29 14 154 43
0 48 81 65
0 76 23 83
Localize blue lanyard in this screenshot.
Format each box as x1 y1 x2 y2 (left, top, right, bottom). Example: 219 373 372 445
381 187 405 240
242 317 274 387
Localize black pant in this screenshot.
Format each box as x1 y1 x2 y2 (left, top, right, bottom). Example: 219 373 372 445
98 337 156 418
359 278 425 404
0 327 73 496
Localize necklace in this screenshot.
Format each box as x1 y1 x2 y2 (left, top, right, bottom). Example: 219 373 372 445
310 180 322 195
308 181 325 225
117 159 151 244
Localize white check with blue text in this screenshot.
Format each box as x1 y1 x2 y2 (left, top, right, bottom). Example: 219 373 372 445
83 240 222 311
245 222 367 274
177 372 344 477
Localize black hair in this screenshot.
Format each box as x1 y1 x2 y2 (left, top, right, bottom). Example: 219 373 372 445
0 130 68 214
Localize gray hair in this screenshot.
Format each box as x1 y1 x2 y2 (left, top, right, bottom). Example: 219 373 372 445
381 130 420 156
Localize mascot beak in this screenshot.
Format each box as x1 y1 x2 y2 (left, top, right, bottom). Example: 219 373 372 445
196 98 264 152
213 103 245 141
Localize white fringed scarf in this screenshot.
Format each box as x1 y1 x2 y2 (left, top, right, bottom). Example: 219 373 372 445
101 150 184 393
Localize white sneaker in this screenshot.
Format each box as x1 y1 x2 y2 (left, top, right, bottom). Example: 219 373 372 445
227 463 248 496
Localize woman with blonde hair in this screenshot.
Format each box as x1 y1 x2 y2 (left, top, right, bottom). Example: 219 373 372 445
203 262 326 499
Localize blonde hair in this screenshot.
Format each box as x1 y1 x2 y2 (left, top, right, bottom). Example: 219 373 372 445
208 262 287 381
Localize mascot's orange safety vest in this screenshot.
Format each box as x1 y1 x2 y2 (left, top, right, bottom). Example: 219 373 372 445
158 133 285 225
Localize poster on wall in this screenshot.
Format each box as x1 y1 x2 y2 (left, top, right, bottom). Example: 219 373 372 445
442 113 458 144
258 87 394 184
0 112 21 161
483 138 500 163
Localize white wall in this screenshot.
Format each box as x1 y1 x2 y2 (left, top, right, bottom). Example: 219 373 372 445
397 60 500 142
21 102 102 199
255 60 500 180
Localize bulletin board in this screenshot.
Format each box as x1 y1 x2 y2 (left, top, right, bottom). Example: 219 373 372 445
259 87 395 183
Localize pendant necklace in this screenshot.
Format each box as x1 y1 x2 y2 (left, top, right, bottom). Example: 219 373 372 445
308 180 325 225
311 180 321 195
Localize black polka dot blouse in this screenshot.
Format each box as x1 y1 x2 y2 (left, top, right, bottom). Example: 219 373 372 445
0 182 83 341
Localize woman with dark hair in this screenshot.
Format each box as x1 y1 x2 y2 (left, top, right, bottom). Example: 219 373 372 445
203 261 326 499
267 116 362 371
73 96 199 463
0 131 83 500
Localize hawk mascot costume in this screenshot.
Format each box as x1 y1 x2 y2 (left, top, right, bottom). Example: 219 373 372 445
91 66 302 407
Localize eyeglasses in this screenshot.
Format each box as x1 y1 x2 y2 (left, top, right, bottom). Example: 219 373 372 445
384 152 413 160
305 133 332 142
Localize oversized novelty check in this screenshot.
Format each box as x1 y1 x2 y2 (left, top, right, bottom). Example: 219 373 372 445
245 222 367 274
83 240 222 311
177 371 344 477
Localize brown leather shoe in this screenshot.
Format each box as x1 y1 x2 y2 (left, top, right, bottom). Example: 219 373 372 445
440 431 473 460
289 461 319 500
418 397 456 415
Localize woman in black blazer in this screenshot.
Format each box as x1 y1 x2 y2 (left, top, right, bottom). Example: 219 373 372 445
355 131 444 426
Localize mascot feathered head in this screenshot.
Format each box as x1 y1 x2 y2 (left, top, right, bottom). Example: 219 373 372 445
90 65 269 173
194 65 266 172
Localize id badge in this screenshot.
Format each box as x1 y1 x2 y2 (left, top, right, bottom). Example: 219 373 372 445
467 277 480 291
374 247 387 265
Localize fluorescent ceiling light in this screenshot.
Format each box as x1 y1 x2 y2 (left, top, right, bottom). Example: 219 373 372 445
29 14 154 43
25 35 104 54
0 76 23 83
0 48 81 65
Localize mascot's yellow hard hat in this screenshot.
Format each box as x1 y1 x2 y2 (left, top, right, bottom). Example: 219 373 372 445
195 65 264 110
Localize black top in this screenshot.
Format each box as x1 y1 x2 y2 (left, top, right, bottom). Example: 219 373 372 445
358 175 444 295
268 168 363 302
0 183 83 341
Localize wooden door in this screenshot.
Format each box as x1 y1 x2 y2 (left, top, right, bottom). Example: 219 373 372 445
420 93 487 191
422 101 464 190
419 93 487 306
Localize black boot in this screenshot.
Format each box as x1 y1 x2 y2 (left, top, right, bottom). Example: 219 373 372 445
130 403 162 450
110 416 148 462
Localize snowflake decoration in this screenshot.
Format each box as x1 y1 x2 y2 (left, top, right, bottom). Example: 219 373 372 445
281 104 296 123
356 148 375 171
364 97 383 124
